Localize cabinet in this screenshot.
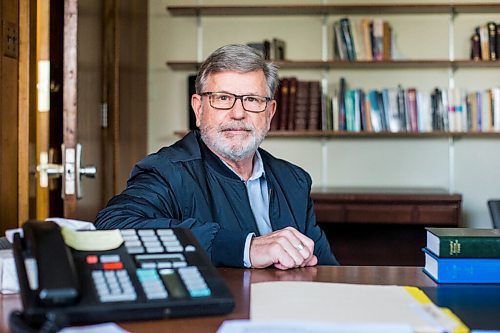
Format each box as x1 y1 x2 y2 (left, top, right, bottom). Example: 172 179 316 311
311 187 462 265
157 2 500 231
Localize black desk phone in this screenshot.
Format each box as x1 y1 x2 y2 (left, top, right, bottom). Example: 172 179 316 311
11 221 234 330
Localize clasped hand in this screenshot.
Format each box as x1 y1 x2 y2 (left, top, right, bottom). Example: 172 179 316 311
249 226 318 270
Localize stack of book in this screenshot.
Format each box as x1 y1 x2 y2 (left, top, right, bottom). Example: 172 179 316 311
423 227 500 283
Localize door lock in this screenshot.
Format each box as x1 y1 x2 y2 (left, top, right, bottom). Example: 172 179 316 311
36 144 96 199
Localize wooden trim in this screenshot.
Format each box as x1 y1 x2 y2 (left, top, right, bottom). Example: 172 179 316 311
167 59 500 71
35 0 50 219
167 4 500 16
174 130 500 139
18 0 35 225
112 0 120 196
63 0 78 215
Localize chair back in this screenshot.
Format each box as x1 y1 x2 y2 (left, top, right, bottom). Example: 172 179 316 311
488 200 500 229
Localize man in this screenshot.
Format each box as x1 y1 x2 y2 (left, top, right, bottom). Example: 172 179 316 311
95 44 338 269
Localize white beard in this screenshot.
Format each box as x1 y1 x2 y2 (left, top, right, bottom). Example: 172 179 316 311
199 112 270 162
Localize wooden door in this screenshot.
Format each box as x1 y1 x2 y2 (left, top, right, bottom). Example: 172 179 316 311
0 0 147 234
35 0 148 222
32 0 104 222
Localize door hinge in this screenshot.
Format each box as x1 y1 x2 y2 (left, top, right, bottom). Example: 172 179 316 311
100 103 108 128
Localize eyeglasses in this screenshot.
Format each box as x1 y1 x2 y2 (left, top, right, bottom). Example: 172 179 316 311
200 92 271 113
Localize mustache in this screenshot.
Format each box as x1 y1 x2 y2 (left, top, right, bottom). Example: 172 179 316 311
218 122 255 132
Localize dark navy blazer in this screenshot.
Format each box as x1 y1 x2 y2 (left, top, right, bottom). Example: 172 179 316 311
95 130 338 267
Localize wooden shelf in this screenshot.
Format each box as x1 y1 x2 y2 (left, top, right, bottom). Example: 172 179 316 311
174 130 500 139
167 4 500 16
166 59 500 71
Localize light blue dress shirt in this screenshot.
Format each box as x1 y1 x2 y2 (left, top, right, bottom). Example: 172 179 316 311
221 150 271 267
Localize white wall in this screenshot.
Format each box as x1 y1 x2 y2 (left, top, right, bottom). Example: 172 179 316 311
149 0 500 228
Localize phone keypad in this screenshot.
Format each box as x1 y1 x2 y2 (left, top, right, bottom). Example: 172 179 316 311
92 269 137 303
123 229 212 300
136 268 168 300
120 229 196 255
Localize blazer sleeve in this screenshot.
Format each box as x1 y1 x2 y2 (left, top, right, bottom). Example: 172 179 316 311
95 167 247 268
305 195 339 265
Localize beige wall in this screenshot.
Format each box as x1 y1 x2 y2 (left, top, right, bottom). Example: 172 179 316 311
149 0 500 228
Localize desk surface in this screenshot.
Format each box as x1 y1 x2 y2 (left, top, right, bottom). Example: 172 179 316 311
1 266 498 332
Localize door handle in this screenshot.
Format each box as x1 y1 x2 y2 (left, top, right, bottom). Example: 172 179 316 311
36 144 96 199
75 143 97 199
36 152 64 188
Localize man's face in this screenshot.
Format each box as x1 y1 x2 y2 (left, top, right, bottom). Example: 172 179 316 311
192 70 276 162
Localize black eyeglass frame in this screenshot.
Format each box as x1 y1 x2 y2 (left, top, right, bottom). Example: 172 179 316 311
200 91 272 113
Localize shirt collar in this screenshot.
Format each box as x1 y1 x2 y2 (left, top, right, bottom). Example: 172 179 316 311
221 150 265 182
248 150 265 181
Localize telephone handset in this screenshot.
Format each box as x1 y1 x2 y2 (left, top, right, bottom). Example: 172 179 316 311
22 221 80 305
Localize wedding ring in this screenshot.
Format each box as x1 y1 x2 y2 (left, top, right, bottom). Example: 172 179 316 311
296 242 305 251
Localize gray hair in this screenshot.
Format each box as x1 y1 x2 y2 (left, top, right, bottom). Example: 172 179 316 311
195 44 280 98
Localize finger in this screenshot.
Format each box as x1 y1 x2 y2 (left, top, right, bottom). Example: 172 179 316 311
294 233 315 257
304 255 318 267
274 235 309 266
283 227 315 261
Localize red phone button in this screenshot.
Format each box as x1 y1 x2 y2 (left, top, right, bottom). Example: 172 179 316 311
86 255 98 264
103 262 124 270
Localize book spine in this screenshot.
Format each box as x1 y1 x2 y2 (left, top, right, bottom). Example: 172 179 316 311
487 21 497 61
470 32 481 61
307 81 321 131
361 18 373 61
479 25 490 61
340 18 356 61
438 237 500 258
270 78 282 130
497 24 500 61
334 21 348 61
425 251 500 283
382 21 392 60
372 19 384 61
287 77 298 131
294 81 310 130
406 88 418 132
338 77 347 130
278 78 290 130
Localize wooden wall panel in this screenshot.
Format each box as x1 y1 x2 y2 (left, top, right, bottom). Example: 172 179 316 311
0 0 20 233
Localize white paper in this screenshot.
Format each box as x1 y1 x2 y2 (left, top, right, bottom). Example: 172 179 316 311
217 320 412 333
59 323 130 333
0 250 18 294
251 282 463 333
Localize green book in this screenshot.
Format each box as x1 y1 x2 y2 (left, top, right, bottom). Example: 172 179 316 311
426 227 500 258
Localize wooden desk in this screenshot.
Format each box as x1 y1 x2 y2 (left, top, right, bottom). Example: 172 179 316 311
311 187 462 266
1 266 499 332
0 266 436 333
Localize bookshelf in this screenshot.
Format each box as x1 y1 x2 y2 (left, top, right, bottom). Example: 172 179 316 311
166 2 500 136
155 1 500 232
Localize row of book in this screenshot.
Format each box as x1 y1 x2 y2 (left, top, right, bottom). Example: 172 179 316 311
470 22 500 61
423 227 500 283
247 39 286 61
324 81 500 133
333 18 392 61
270 77 322 131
